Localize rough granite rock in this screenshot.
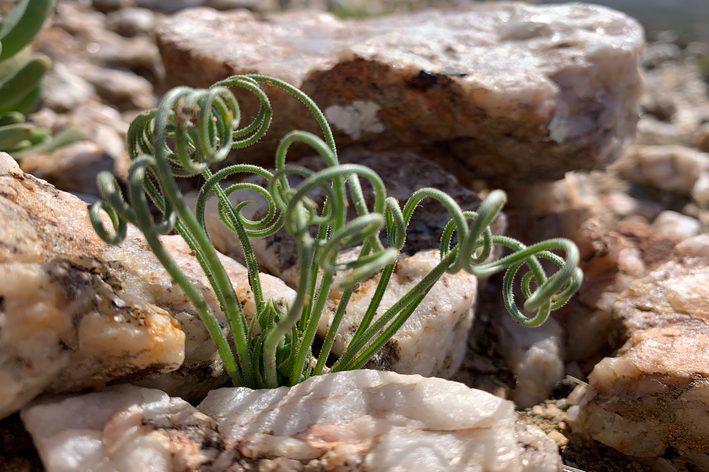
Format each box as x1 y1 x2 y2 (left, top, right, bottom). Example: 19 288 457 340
0 152 295 417
572 235 709 470
0 259 185 422
21 371 563 472
157 3 644 186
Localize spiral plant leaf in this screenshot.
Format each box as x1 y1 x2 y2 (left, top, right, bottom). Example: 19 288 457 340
89 74 584 389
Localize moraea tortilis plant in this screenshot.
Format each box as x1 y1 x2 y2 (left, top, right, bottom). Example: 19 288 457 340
90 74 583 389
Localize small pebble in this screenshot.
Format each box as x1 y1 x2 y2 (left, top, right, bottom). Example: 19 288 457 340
106 8 157 37
695 122 709 152
652 211 701 240
692 172 709 206
546 430 568 448
542 403 562 420
615 145 709 194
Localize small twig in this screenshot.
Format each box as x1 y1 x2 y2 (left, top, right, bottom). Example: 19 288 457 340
566 375 590 388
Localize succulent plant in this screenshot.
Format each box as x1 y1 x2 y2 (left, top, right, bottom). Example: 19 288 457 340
0 0 80 160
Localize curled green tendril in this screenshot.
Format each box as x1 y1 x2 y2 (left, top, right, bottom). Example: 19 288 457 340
89 74 583 389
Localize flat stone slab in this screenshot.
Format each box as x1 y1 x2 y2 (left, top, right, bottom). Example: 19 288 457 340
21 371 562 471
572 235 709 470
157 3 644 186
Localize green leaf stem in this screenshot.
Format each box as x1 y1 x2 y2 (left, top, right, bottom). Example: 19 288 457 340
89 75 583 388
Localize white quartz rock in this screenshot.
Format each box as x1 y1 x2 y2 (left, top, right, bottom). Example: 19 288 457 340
21 385 210 472
319 249 476 378
22 372 562 472
0 153 296 415
496 314 565 409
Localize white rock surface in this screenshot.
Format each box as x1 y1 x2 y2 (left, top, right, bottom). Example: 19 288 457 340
635 116 685 146
70 63 157 111
22 372 562 472
50 2 163 76
30 101 133 183
43 63 97 113
0 153 295 416
496 314 565 409
652 210 701 240
642 59 709 144
157 2 644 186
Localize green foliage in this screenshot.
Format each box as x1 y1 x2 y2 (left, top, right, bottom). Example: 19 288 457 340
90 75 583 389
329 4 374 19
0 0 81 160
697 53 709 85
